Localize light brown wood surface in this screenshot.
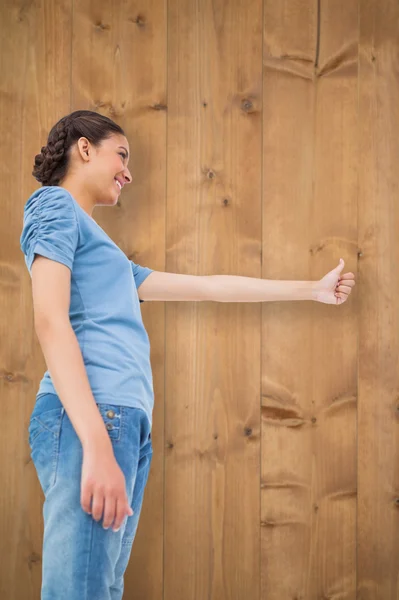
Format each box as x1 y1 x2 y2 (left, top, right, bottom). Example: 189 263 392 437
1 0 396 598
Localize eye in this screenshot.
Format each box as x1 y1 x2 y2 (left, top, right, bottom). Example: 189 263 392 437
119 152 127 161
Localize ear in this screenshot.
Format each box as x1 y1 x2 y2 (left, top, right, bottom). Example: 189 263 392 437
77 137 91 161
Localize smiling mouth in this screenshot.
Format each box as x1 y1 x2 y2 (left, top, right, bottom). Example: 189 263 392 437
114 179 122 192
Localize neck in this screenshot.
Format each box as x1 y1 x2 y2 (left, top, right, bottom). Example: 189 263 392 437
58 179 95 218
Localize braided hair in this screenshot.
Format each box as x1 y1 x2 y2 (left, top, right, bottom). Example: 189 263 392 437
32 110 125 187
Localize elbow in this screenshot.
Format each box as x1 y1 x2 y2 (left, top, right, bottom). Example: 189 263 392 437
34 315 71 333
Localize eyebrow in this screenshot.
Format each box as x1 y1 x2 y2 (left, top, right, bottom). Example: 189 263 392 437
118 146 129 159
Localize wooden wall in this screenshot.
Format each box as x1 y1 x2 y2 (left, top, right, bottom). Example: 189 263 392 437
1 0 397 598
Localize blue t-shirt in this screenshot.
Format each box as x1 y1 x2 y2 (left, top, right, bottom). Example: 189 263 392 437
20 185 155 428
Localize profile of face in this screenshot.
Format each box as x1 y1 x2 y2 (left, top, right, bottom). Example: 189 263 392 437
67 133 133 209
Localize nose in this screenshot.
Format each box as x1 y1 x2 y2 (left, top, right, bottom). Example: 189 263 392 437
123 170 132 185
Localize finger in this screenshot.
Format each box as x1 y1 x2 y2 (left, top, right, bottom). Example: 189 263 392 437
91 493 105 522
112 496 129 532
81 486 93 515
338 279 355 288
102 495 117 529
335 292 348 300
336 285 352 293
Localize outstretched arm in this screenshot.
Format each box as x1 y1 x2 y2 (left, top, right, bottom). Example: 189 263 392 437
137 260 355 305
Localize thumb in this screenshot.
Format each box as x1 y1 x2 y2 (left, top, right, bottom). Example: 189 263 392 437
336 257 345 274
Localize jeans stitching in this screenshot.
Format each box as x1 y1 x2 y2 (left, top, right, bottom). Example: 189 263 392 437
48 408 64 494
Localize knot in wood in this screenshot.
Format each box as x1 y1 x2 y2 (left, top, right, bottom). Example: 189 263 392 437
94 21 110 31
241 99 254 112
132 14 146 27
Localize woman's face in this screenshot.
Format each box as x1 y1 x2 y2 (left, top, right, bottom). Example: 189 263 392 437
72 133 133 209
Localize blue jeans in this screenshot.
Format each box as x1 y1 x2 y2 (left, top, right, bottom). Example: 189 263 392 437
28 393 153 600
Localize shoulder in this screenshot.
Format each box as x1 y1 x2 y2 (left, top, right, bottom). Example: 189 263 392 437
23 185 76 220
20 186 80 255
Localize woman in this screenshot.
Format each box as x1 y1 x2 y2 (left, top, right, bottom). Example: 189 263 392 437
20 110 154 599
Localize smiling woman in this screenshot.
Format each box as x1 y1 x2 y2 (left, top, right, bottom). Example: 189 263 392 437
22 109 155 597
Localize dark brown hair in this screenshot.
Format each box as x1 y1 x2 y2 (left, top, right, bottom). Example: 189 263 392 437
32 110 125 186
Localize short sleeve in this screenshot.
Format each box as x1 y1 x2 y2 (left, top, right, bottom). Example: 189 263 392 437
20 187 79 275
130 261 153 303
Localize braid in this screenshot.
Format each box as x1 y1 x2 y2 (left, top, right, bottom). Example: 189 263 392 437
32 118 71 186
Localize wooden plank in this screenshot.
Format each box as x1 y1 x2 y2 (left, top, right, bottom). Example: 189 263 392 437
164 0 263 598
71 2 166 597
262 1 358 597
358 0 399 597
1 1 73 598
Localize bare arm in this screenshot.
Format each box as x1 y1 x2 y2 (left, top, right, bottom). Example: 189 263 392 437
205 275 314 302
31 255 133 531
31 255 110 451
138 266 355 304
34 318 112 451
137 271 314 302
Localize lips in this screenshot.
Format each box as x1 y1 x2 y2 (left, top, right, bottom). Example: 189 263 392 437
114 178 122 191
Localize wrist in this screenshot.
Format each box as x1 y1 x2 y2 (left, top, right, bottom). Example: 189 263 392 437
310 281 318 301
81 428 112 453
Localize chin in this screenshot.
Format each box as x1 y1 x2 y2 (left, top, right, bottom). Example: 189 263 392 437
109 189 120 204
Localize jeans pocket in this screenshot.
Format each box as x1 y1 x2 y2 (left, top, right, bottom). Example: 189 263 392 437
28 407 64 495
28 407 64 446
